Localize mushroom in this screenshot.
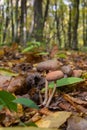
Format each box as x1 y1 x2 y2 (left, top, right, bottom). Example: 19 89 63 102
43 70 64 107
37 59 62 72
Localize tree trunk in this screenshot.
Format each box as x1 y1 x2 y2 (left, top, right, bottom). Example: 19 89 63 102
20 0 27 46
83 0 87 46
55 0 61 48
33 0 43 41
11 0 14 42
14 0 19 43
66 4 72 49
72 0 80 50
3 0 10 43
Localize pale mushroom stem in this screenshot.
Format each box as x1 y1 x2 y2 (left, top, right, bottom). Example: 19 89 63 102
45 81 57 108
42 79 48 105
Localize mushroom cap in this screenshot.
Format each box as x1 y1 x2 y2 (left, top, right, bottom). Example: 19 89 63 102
61 65 73 76
37 59 62 71
46 70 64 81
72 69 82 77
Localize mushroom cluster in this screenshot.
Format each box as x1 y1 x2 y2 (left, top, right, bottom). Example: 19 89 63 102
36 59 82 107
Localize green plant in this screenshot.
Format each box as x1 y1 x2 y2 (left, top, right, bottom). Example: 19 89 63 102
22 41 41 53
13 97 39 109
0 90 39 112
0 90 17 111
49 77 84 88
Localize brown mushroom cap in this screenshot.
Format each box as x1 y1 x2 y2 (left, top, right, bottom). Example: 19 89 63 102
61 65 73 76
72 69 82 77
37 59 62 71
46 70 64 81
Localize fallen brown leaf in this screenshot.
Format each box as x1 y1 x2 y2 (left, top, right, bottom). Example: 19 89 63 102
35 111 72 128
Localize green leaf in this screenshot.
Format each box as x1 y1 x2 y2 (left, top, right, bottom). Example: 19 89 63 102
56 77 84 87
56 53 67 59
0 105 4 110
13 97 39 109
0 90 17 112
36 52 49 56
22 45 34 53
0 67 18 77
49 77 84 88
18 121 38 127
49 82 55 89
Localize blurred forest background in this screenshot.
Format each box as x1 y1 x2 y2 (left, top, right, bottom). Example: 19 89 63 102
0 0 87 50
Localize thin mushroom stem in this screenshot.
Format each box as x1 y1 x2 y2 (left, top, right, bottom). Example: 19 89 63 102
39 90 43 104
45 81 57 108
42 79 48 106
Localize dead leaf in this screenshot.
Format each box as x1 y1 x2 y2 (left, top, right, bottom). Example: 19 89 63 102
63 94 87 113
67 115 87 130
0 49 4 59
0 75 11 90
50 44 58 58
63 94 87 105
35 111 72 128
7 76 26 94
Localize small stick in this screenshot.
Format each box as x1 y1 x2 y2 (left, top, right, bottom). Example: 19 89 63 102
39 90 43 104
42 79 48 105
45 82 57 108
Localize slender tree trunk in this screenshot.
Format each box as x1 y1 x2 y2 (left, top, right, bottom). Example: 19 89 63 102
83 0 87 46
3 0 10 43
20 0 27 46
55 0 61 48
66 4 72 49
11 0 14 42
43 0 50 27
14 0 19 43
61 9 66 49
72 0 80 50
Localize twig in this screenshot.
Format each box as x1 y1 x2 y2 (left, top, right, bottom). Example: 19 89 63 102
42 79 48 105
45 82 57 108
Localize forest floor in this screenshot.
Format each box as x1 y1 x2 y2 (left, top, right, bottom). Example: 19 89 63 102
0 44 87 130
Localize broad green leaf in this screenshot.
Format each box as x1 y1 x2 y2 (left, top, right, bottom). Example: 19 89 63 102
56 77 84 87
22 45 34 53
0 67 18 77
36 52 49 56
49 77 84 88
0 90 17 112
13 97 39 109
18 121 38 127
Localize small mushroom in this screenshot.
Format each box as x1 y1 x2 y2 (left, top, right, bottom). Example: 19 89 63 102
61 65 73 76
46 71 64 81
43 71 64 107
37 59 62 72
72 70 82 77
